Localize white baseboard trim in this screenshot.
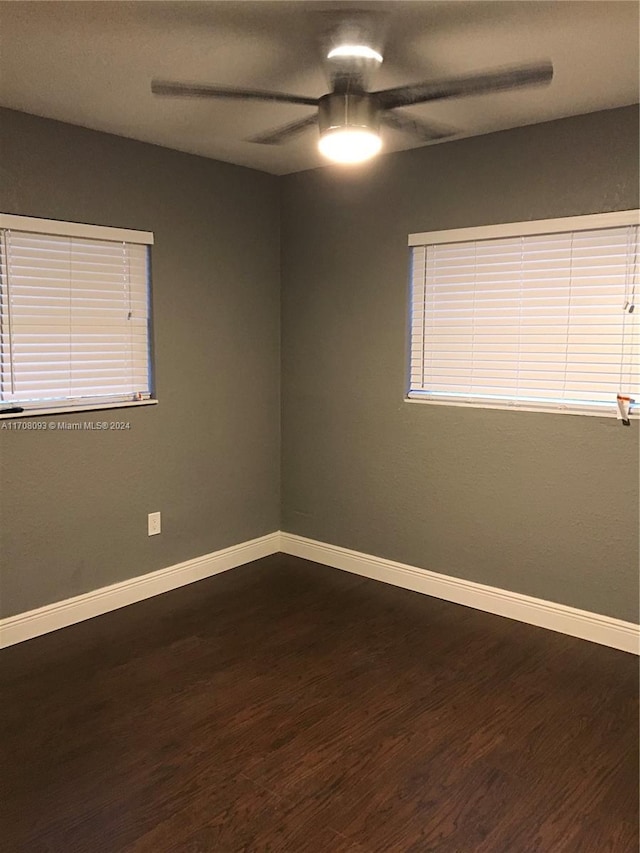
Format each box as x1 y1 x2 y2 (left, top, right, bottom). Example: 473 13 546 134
0 532 280 649
280 532 640 655
3 531 638 655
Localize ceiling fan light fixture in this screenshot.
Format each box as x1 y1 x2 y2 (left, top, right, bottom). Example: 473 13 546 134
327 44 383 64
318 92 381 164
318 127 382 164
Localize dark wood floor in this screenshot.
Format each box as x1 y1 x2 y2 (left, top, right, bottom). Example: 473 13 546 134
1 554 638 852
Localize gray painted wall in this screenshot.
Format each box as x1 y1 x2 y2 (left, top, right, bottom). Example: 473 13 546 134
280 106 640 623
2 105 638 624
0 108 281 617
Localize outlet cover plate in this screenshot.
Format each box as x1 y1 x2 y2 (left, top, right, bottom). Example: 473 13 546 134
148 511 161 536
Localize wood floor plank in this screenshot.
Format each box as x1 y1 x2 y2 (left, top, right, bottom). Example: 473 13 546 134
1 554 637 852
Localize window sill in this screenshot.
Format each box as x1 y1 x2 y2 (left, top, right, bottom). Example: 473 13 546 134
405 395 638 419
0 399 158 419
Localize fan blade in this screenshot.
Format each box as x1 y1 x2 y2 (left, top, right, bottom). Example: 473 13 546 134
381 111 457 143
248 114 318 145
373 61 553 109
151 80 318 107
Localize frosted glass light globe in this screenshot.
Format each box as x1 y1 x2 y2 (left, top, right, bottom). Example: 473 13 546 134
318 128 382 164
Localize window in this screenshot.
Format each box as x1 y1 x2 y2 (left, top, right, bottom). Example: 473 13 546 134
408 210 640 418
0 214 154 417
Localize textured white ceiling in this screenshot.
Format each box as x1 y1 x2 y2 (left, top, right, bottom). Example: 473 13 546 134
0 1 638 175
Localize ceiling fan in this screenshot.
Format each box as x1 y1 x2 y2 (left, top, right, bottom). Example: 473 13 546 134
151 20 553 165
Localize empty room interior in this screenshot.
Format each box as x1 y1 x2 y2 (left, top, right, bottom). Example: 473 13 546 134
1 1 639 851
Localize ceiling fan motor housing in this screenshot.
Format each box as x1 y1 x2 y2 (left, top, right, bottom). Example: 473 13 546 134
318 92 380 134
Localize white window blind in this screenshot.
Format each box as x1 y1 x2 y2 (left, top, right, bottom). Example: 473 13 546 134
408 211 640 417
0 215 154 415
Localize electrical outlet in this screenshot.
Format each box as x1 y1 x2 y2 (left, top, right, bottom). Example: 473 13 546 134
148 511 161 536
